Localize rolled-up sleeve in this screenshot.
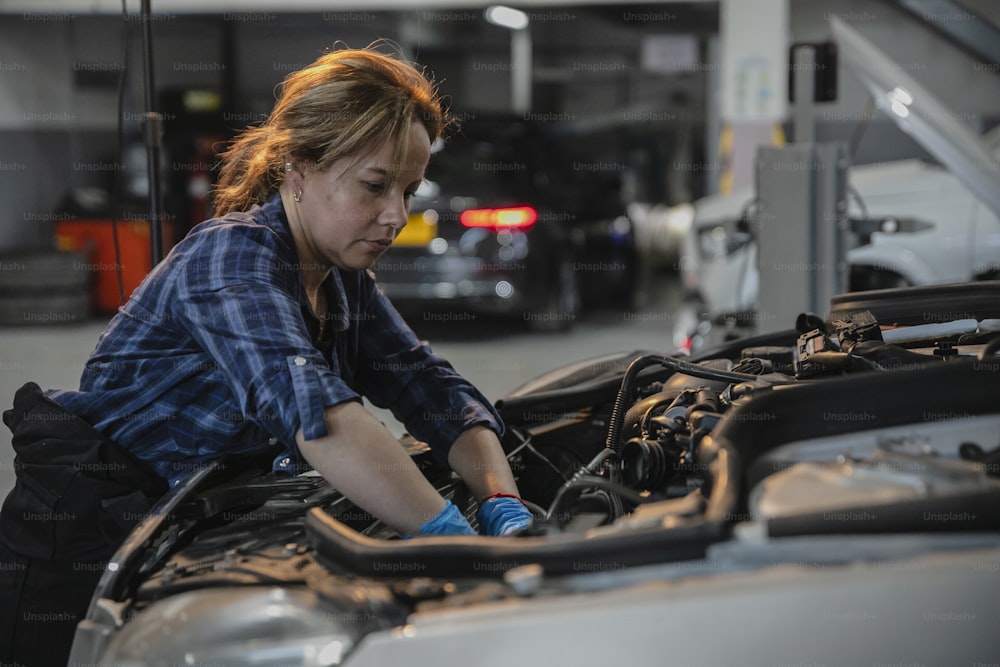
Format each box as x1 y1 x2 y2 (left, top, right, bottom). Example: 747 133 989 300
172 225 360 458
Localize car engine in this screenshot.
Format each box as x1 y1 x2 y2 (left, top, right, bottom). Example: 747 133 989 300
73 282 1000 667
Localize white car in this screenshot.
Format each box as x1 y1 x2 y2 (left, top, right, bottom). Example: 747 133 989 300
676 19 1000 352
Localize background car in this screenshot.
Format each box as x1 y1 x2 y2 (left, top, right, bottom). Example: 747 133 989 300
677 125 1000 350
373 114 640 332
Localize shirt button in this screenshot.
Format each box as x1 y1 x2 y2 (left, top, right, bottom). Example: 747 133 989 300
294 356 307 366
268 437 278 445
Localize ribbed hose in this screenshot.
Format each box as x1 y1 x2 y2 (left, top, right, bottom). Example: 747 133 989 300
605 355 673 455
546 353 784 527
606 354 776 455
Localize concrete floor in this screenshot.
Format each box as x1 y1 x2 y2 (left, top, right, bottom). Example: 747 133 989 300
0 272 684 501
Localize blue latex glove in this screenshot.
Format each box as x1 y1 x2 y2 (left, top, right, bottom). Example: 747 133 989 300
476 496 534 536
411 499 476 537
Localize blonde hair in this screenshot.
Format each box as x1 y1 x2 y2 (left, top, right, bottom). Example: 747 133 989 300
213 46 448 214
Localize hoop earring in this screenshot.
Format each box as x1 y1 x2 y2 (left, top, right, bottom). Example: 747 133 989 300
293 189 302 203
284 162 294 173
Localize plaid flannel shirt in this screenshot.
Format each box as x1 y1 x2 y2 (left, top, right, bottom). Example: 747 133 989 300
50 194 503 486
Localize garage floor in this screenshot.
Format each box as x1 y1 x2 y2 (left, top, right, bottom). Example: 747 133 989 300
0 271 683 501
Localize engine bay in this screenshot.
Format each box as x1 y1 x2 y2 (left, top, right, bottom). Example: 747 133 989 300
75 282 1000 667
114 283 1000 593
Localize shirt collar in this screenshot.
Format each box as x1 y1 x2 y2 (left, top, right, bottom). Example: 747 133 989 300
256 193 351 334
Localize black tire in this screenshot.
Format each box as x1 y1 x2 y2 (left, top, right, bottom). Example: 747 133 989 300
848 265 910 293
0 292 91 326
526 259 579 333
0 250 93 325
0 250 90 293
616 250 646 313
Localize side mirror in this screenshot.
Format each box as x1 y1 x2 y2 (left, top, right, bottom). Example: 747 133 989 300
850 216 934 245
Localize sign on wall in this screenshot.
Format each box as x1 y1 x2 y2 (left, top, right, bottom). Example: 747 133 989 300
720 0 789 122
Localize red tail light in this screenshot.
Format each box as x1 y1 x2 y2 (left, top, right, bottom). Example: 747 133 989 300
460 206 537 231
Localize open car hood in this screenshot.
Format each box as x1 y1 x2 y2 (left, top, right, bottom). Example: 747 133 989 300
830 16 1000 218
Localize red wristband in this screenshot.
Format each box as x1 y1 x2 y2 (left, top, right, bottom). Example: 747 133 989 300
482 492 522 503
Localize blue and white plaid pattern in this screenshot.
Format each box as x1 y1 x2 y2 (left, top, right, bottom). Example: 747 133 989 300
50 194 503 486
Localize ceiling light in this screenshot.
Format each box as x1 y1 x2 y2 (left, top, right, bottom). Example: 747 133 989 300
485 5 529 30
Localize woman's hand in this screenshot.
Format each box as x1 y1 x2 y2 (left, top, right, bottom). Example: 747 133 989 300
448 425 533 535
296 401 458 536
446 425 521 500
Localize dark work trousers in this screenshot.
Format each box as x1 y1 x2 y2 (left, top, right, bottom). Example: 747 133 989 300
0 382 167 667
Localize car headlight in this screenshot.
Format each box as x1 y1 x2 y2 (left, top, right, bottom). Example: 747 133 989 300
697 220 751 263
100 586 396 667
698 224 729 262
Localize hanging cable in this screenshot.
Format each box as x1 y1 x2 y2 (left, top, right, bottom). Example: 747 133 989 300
140 0 165 267
111 0 130 307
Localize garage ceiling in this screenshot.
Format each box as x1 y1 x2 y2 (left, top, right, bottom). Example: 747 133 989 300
2 0 717 11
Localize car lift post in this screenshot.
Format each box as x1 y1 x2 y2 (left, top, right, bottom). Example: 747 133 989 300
754 44 849 334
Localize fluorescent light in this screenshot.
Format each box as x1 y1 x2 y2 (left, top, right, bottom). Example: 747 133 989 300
485 5 529 30
889 86 913 106
888 86 912 119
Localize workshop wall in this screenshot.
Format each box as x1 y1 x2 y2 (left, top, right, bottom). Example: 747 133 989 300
0 2 996 255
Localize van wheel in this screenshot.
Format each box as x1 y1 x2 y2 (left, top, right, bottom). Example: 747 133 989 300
527 259 578 333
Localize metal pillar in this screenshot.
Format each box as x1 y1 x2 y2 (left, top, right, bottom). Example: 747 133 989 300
755 142 849 331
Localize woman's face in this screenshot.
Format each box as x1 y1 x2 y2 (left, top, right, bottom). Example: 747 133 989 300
285 121 431 273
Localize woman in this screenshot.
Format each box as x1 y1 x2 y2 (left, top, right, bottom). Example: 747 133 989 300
0 46 532 665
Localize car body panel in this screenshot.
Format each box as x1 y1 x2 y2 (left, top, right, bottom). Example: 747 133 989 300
344 542 999 666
